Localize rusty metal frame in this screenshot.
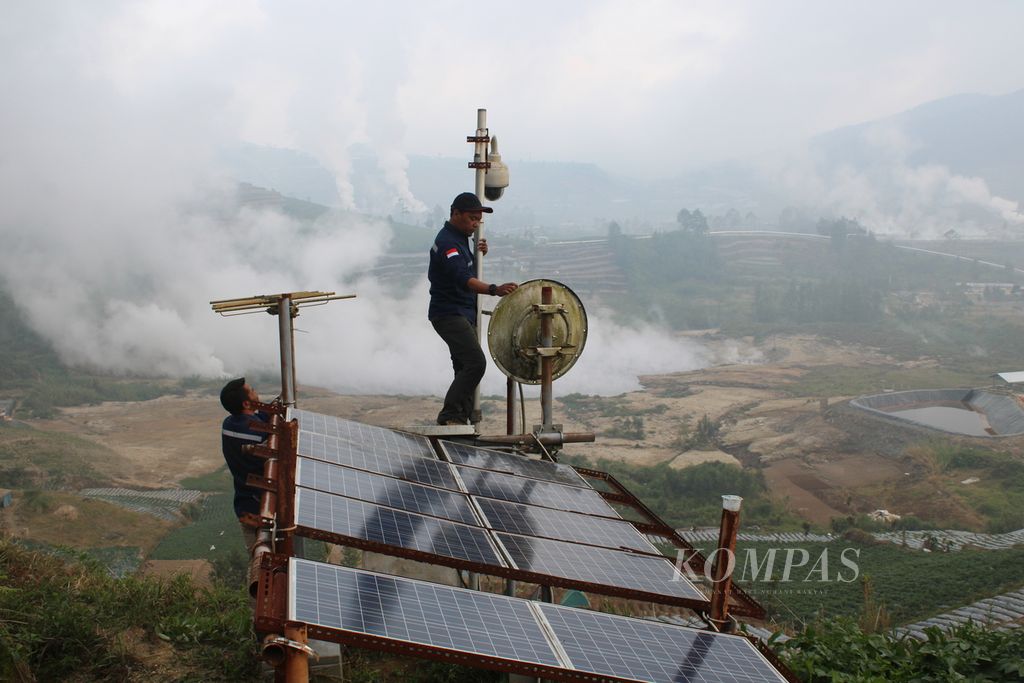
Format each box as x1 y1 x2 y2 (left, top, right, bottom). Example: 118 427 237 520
276 424 763 616
293 520 711 613
295 622 665 683
571 465 766 619
255 411 788 680
258 554 780 683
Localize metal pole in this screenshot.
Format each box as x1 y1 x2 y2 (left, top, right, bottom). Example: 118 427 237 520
540 286 553 429
290 305 298 408
709 495 742 630
278 295 296 407
283 622 310 682
506 377 516 435
472 108 487 423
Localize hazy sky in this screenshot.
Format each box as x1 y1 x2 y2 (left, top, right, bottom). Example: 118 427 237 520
1 1 1022 391
5 1 1022 175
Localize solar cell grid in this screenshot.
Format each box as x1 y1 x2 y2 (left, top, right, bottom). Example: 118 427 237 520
296 457 478 525
539 603 787 683
440 441 589 488
457 466 617 518
295 487 503 566
496 532 705 602
474 496 659 554
291 408 434 459
299 430 458 490
290 559 562 668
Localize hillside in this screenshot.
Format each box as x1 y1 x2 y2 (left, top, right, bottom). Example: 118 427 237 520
220 89 1024 231
811 89 1024 205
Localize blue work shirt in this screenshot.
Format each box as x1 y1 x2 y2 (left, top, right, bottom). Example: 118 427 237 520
221 411 269 518
428 221 477 323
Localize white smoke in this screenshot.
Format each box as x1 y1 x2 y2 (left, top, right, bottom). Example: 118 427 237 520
768 122 1024 237
0 2 715 399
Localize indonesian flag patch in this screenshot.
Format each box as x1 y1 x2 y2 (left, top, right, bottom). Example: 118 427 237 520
445 248 459 259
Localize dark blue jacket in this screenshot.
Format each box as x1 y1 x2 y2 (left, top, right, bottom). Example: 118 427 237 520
428 222 476 323
221 411 268 518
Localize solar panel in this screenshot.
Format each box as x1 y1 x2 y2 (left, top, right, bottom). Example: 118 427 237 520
456 466 618 518
298 430 459 490
296 457 479 525
290 559 563 669
289 559 786 682
538 603 788 683
291 408 435 459
496 532 705 602
474 496 659 554
440 441 589 488
295 487 504 566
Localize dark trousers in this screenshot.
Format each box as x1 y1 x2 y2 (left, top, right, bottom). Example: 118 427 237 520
432 315 486 424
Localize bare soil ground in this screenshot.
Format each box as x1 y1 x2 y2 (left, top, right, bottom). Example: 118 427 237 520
138 559 212 587
20 333 1024 532
29 393 225 487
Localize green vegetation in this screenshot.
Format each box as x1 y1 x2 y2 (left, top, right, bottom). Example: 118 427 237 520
782 364 982 397
777 618 1024 682
149 494 240 561
923 443 1024 533
0 538 257 681
179 466 233 493
559 393 668 419
337 649 501 683
563 456 797 530
603 416 646 439
694 540 1024 627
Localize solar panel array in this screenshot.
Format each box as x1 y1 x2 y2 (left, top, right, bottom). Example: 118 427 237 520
290 559 786 682
295 488 503 566
289 408 706 606
291 559 562 668
298 430 459 489
474 496 658 553
296 457 478 525
292 409 434 458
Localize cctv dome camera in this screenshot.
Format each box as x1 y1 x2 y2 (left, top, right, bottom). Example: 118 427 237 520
484 136 509 201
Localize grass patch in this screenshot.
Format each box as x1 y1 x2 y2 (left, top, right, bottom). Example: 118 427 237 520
782 364 982 398
929 444 1024 533
9 492 172 553
179 466 232 493
0 538 257 681
0 423 115 489
13 540 143 578
149 494 241 561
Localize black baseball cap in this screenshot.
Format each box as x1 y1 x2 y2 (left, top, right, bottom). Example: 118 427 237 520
450 192 493 213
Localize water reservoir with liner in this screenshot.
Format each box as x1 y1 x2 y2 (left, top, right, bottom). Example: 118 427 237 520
851 389 1024 437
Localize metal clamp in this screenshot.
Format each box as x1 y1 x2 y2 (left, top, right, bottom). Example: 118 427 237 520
263 635 318 659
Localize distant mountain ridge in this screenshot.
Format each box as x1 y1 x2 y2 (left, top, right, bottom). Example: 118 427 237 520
810 89 1024 204
220 88 1024 233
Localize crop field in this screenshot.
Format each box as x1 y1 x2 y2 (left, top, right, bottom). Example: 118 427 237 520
147 492 243 561
80 488 203 521
693 539 1024 629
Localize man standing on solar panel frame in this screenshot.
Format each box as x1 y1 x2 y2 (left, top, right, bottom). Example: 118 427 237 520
428 192 518 425
220 377 269 554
